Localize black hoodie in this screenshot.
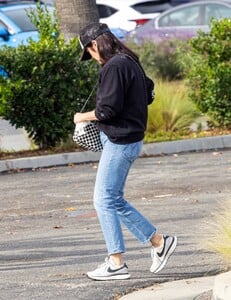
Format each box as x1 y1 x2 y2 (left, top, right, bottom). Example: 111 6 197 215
95 54 148 144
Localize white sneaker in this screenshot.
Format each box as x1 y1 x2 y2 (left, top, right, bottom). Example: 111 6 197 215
150 235 177 273
87 258 131 281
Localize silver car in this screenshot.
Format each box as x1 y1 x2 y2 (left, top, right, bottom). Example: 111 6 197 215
128 0 231 43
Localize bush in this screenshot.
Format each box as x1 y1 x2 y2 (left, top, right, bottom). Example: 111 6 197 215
127 39 186 80
182 18 231 128
0 5 98 149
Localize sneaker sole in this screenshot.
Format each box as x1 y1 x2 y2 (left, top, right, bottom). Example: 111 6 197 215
151 236 177 273
87 273 131 281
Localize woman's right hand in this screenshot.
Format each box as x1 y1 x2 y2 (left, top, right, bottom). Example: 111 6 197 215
73 110 98 124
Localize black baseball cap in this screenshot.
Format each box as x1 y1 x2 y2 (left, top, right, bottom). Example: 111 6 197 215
79 22 110 61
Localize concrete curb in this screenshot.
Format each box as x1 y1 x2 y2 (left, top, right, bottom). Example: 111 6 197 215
0 151 101 173
1 134 231 173
141 134 231 156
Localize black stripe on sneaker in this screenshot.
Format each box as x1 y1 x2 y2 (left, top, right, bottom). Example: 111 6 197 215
161 236 175 258
157 236 168 257
107 264 127 273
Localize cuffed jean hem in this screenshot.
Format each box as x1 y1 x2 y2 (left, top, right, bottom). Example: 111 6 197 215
142 230 157 244
107 250 125 256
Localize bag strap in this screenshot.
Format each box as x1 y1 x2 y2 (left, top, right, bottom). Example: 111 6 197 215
80 83 97 113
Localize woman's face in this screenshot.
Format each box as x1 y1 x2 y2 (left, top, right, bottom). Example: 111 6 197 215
86 40 103 64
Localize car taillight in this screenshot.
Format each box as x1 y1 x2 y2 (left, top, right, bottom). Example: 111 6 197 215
131 19 150 27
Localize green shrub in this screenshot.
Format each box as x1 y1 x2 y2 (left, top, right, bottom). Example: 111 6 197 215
0 5 98 149
182 18 231 128
126 40 156 76
145 80 201 142
127 39 186 80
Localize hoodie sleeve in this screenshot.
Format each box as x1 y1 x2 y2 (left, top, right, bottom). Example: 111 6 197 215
95 63 127 121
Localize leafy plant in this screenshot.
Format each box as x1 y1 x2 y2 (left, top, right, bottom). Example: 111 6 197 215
127 40 156 76
0 4 98 149
182 18 231 128
152 39 185 80
127 39 186 80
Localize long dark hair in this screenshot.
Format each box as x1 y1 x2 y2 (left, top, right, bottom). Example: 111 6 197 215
93 31 139 64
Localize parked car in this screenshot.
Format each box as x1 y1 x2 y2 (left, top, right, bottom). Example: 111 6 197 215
127 0 231 44
0 0 46 8
0 1 128 48
0 2 54 47
0 65 8 77
97 0 173 31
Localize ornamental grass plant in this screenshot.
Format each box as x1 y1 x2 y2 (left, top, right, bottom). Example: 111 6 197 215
145 79 201 142
208 203 231 263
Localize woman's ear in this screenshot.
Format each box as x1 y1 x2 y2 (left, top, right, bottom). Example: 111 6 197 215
91 40 98 50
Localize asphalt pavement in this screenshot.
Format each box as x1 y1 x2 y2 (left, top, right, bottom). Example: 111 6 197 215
1 139 231 299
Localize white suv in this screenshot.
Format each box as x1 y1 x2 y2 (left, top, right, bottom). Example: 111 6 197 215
97 0 172 31
41 0 173 32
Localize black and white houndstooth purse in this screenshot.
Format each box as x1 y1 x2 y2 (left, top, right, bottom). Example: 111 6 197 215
73 121 103 152
73 85 103 152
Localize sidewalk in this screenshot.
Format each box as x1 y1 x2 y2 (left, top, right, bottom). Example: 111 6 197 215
0 118 32 152
120 276 215 300
120 271 231 300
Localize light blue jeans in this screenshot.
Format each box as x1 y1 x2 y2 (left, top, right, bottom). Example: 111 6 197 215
93 132 156 255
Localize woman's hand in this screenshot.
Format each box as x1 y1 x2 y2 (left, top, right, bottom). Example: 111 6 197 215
73 110 98 124
73 113 84 124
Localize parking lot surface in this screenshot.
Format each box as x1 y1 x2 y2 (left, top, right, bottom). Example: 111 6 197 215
0 150 230 299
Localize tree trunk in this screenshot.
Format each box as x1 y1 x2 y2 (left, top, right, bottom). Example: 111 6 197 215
55 0 99 41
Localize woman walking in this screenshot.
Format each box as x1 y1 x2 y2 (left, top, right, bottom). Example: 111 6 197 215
74 22 177 281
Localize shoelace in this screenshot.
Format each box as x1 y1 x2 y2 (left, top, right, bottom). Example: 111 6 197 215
97 257 110 270
151 246 162 260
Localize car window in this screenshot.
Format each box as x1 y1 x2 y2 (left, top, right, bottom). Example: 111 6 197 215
132 1 172 14
3 6 53 31
204 3 231 25
97 4 117 18
0 19 7 29
159 5 201 27
3 8 36 31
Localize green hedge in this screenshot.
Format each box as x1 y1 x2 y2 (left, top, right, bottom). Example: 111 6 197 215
182 19 231 128
0 5 98 149
127 39 187 80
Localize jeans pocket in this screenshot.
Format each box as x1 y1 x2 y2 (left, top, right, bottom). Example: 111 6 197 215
122 141 142 163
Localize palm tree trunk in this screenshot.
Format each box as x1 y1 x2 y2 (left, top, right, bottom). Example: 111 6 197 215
55 0 99 41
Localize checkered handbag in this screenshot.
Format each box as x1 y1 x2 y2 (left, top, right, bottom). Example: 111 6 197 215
73 121 103 152
73 84 102 152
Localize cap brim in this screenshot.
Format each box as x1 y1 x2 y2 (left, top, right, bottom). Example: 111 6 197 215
80 49 92 61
